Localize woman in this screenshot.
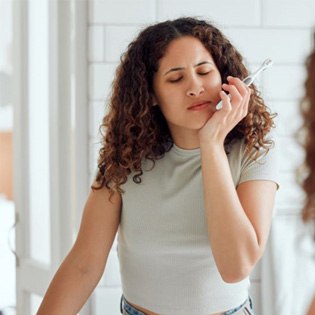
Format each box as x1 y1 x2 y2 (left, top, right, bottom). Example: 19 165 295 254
300 31 315 315
37 17 278 315
301 32 315 225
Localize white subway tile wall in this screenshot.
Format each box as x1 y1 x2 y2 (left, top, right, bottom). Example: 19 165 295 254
157 0 261 26
262 65 306 100
89 0 156 24
262 0 315 27
104 26 142 62
224 29 312 64
89 26 105 62
89 63 117 100
273 101 302 137
88 1 315 314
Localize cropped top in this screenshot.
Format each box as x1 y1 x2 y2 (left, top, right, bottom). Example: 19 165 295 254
117 137 278 315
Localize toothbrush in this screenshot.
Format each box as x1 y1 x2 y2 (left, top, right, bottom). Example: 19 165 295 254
216 58 273 110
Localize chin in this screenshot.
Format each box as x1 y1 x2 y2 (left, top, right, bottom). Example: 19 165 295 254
198 114 214 128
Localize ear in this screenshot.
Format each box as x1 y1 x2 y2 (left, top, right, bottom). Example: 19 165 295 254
151 94 158 106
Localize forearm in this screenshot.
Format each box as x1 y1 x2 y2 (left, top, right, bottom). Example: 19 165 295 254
37 249 105 315
200 143 259 282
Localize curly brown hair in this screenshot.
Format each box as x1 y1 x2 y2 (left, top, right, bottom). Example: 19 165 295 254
300 32 315 223
93 17 275 194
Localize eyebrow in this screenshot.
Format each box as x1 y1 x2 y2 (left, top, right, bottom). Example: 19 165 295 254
163 61 213 76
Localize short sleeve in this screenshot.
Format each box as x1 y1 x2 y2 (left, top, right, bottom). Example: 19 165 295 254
238 135 279 189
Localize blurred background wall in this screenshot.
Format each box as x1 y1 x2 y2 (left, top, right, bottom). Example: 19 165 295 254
0 1 15 314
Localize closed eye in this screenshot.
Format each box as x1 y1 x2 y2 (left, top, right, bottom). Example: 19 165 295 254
198 71 210 76
168 77 183 83
168 71 211 83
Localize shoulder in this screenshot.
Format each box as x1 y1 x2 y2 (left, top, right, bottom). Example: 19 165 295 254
228 131 278 162
234 132 279 188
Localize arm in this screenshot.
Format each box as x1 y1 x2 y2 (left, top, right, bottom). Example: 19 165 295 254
200 144 276 282
199 77 277 283
37 184 121 315
307 296 315 315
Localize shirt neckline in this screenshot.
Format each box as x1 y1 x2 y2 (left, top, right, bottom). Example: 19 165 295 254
171 143 201 156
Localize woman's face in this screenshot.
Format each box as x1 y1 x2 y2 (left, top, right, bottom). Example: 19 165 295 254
152 36 222 146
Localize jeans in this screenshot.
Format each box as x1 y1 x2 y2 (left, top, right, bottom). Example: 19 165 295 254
120 295 256 315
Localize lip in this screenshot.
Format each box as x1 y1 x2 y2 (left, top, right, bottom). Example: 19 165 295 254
188 101 211 111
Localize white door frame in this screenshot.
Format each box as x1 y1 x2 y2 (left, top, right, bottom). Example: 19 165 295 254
13 1 89 314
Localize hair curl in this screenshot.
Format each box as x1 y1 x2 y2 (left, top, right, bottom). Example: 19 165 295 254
93 17 276 195
300 32 315 223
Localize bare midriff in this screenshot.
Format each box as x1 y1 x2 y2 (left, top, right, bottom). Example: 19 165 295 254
128 300 223 315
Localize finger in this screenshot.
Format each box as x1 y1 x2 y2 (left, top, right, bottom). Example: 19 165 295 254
227 76 248 97
222 83 242 105
219 90 232 112
243 90 251 116
239 88 251 119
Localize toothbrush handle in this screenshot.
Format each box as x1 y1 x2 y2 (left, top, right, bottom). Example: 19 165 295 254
242 76 255 86
216 58 272 111
216 94 232 110
216 99 224 110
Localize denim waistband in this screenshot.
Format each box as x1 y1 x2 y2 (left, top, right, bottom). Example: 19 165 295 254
120 295 253 315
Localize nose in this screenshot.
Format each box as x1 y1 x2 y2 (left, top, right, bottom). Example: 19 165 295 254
186 77 205 97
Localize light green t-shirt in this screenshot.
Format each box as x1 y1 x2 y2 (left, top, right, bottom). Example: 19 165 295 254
118 137 278 315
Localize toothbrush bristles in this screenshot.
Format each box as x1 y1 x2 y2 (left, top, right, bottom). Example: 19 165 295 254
263 58 273 67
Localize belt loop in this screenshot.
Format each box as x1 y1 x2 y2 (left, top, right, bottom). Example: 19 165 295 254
248 296 253 309
120 295 124 314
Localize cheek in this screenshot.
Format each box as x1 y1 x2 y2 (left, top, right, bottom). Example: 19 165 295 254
206 75 222 89
153 80 173 104
204 75 222 104
156 90 183 121
156 87 181 107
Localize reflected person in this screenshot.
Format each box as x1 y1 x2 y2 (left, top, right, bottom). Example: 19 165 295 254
300 31 315 315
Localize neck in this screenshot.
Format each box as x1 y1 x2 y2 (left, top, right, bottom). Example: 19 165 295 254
171 130 201 150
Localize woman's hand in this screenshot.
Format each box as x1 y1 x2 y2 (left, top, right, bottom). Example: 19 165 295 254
198 76 251 147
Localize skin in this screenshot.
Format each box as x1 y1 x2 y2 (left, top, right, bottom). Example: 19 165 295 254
153 36 222 149
307 297 315 315
37 187 122 314
37 36 277 315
